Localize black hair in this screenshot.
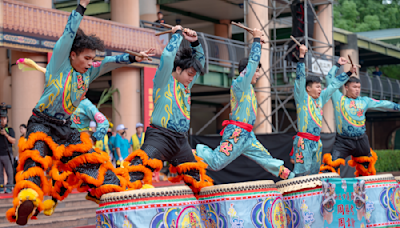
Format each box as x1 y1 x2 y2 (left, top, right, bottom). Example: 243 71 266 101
238 57 262 74
71 28 105 56
345 76 361 86
20 124 27 129
306 76 321 88
173 47 205 75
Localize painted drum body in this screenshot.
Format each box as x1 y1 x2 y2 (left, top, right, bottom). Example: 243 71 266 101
97 186 206 228
276 173 340 228
356 174 400 227
198 180 287 228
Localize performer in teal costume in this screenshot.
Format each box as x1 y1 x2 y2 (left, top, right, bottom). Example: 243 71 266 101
70 98 109 142
320 74 400 176
291 45 355 176
125 25 213 195
195 29 294 180
7 0 153 225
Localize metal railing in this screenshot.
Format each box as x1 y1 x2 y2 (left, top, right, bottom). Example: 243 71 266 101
359 72 400 101
140 20 250 76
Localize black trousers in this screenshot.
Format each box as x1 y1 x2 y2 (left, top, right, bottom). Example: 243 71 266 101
332 133 371 161
141 124 195 166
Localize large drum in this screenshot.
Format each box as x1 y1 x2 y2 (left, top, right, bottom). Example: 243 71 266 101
96 185 205 228
356 174 400 227
276 173 340 228
198 180 287 228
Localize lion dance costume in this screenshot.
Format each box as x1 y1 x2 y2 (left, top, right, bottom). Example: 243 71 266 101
320 67 399 176
7 5 146 225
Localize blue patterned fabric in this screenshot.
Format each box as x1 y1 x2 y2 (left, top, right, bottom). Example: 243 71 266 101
35 10 133 120
292 62 350 175
150 32 205 133
230 41 260 125
326 67 400 137
70 98 109 141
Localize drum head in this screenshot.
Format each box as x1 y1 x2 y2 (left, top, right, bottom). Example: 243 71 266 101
100 185 193 203
276 173 340 194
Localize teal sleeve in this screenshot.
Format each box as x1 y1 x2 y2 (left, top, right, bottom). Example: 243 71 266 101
323 65 342 103
47 10 83 77
320 71 350 106
153 32 183 87
365 97 400 111
188 42 205 89
85 103 109 141
89 54 134 83
294 61 306 101
234 40 261 92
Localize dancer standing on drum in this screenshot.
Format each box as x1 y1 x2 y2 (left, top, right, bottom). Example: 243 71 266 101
320 76 400 176
195 29 294 180
291 44 355 176
123 25 213 195
7 0 153 225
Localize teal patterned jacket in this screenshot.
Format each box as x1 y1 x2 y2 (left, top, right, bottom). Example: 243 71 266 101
150 32 205 133
35 9 134 120
326 67 400 137
295 60 350 136
230 39 261 125
70 98 109 141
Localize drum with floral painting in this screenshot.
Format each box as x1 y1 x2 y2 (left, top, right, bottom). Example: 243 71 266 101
198 180 287 228
276 173 340 228
356 174 400 227
96 185 205 228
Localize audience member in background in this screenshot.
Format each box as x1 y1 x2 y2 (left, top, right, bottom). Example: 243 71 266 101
108 130 117 167
154 11 165 24
372 66 382 77
131 123 145 151
0 114 15 193
114 124 131 167
19 124 27 139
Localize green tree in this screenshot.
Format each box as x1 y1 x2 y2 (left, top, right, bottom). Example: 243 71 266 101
334 0 400 32
334 0 400 80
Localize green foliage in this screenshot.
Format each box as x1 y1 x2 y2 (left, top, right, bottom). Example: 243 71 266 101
334 0 400 32
366 65 400 80
97 86 121 117
375 150 400 172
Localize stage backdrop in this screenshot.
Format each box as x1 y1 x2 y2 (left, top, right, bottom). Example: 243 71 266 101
192 133 356 184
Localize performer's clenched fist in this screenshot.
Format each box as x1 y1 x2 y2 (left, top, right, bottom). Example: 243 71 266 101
80 0 90 8
299 44 308 58
337 57 348 66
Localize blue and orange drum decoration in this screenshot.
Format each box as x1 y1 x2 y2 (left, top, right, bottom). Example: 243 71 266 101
356 174 400 227
198 180 287 228
96 185 205 228
276 173 340 228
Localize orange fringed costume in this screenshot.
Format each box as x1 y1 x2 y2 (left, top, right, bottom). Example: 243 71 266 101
320 149 378 177
6 114 142 225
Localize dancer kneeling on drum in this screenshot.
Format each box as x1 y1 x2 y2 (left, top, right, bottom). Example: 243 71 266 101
320 75 399 176
195 29 294 180
124 25 213 195
290 44 355 176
